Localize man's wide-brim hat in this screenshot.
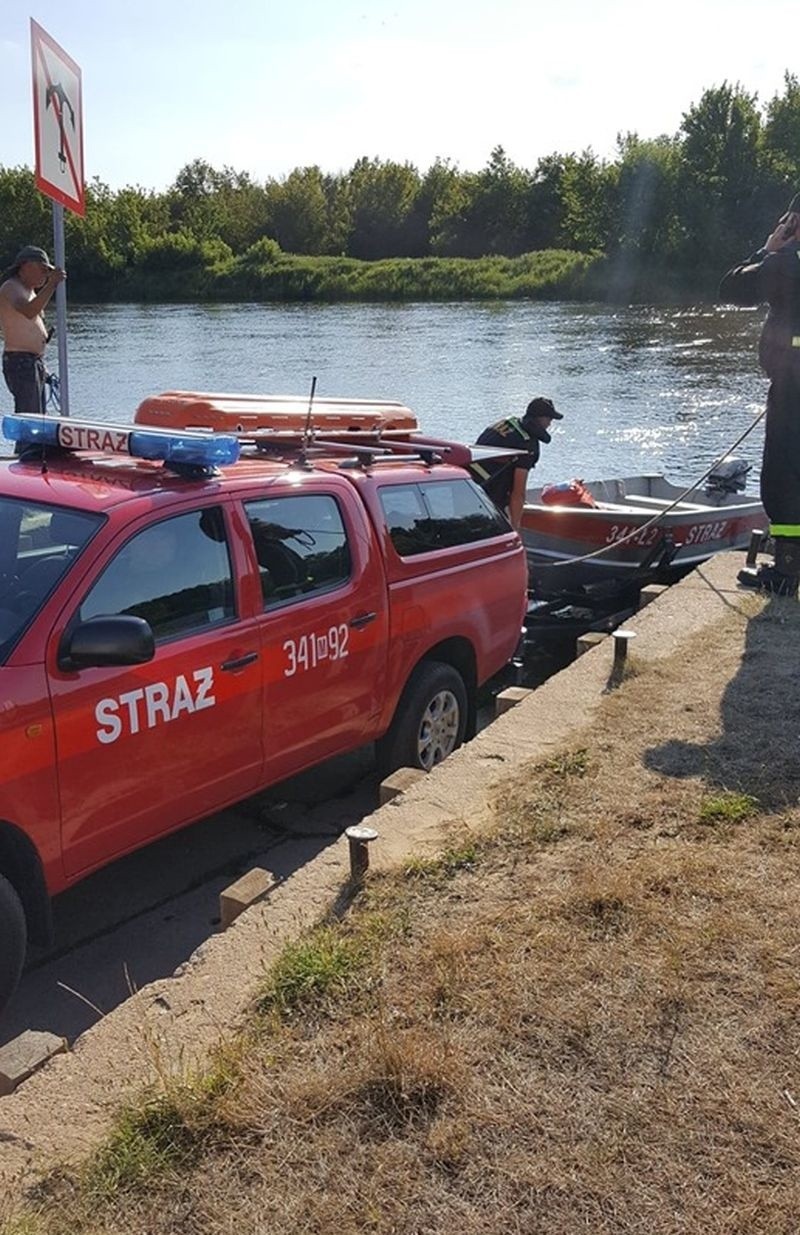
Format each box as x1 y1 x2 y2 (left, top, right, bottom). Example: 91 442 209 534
4 245 55 277
782 193 800 219
524 396 563 421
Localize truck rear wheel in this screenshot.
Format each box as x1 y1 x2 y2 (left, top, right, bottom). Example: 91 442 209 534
378 661 468 775
0 874 26 1017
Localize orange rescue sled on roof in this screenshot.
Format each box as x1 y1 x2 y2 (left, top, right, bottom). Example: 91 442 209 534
134 391 419 436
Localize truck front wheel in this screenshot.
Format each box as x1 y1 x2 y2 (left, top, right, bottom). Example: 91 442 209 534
0 874 26 1017
378 661 468 774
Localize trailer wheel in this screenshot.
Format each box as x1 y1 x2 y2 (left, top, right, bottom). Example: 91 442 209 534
378 661 468 775
0 874 26 1017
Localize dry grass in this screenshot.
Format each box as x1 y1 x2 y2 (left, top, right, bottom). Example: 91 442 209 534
5 595 800 1235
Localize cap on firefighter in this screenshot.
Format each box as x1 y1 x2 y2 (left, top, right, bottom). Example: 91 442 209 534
524 396 563 422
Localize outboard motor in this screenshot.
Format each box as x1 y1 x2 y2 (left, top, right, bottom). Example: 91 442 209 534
705 456 751 495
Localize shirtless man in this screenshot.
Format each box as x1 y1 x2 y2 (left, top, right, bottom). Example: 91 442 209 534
0 245 66 414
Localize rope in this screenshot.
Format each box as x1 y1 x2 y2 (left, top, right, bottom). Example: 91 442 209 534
537 408 767 568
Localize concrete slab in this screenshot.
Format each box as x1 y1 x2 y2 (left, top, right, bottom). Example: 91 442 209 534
0 1032 67 1097
379 768 427 805
638 583 669 608
219 868 278 931
494 686 534 716
576 631 608 656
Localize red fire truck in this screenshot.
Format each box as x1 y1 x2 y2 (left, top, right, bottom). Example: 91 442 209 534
0 396 527 1015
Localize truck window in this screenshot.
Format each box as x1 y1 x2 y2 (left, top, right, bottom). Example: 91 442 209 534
79 507 235 642
0 500 103 663
380 485 436 555
244 494 351 609
380 478 509 557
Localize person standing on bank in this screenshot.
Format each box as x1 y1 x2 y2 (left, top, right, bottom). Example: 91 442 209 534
0 245 65 415
720 196 800 597
472 396 563 529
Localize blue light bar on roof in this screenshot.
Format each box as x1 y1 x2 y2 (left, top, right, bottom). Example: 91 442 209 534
131 428 240 466
2 414 240 468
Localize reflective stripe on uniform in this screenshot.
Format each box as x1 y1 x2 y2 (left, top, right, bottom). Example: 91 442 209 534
769 523 800 537
507 416 533 441
471 462 490 481
489 416 533 442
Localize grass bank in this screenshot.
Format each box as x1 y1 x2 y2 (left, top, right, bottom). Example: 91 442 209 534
87 243 605 303
4 593 800 1234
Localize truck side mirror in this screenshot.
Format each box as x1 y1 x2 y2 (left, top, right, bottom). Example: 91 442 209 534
59 615 155 670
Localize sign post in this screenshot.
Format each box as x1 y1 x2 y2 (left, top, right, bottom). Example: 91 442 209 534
30 20 85 417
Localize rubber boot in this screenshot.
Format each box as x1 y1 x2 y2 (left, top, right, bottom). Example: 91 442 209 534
775 537 800 594
738 537 800 597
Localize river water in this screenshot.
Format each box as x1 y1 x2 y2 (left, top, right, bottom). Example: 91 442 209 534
2 300 769 489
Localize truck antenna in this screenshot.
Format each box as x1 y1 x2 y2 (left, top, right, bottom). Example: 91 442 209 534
302 375 317 451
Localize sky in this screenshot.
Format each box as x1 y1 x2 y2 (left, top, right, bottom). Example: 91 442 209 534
1 0 798 192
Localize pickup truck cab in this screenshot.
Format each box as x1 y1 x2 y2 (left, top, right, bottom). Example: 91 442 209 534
0 400 528 1016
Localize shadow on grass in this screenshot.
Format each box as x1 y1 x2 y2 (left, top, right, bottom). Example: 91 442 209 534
644 595 800 811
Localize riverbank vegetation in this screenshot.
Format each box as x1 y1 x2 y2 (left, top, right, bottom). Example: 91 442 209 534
3 76 800 302
4 594 800 1234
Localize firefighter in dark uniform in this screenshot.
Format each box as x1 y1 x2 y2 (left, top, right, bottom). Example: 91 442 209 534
471 397 563 529
720 194 800 597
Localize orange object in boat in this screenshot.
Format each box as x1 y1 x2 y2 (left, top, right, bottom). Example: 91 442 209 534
134 391 418 435
540 479 597 508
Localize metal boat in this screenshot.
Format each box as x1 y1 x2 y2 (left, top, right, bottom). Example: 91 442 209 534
520 461 765 594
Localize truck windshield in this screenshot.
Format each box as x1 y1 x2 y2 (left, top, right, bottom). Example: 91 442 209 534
0 498 104 663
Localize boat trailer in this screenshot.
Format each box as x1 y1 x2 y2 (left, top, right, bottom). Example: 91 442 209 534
522 532 679 646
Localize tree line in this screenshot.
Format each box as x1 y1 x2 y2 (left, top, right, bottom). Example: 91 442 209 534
2 77 800 303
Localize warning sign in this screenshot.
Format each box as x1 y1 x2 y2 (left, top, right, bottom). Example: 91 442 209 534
30 19 85 217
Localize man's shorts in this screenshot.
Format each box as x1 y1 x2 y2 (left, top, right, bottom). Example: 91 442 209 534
2 351 46 415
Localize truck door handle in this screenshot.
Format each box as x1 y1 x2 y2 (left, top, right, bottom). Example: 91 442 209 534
221 652 259 671
349 611 377 629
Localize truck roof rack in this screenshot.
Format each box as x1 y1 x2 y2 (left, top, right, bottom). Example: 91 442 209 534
239 430 447 468
0 413 459 479
2 411 513 481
